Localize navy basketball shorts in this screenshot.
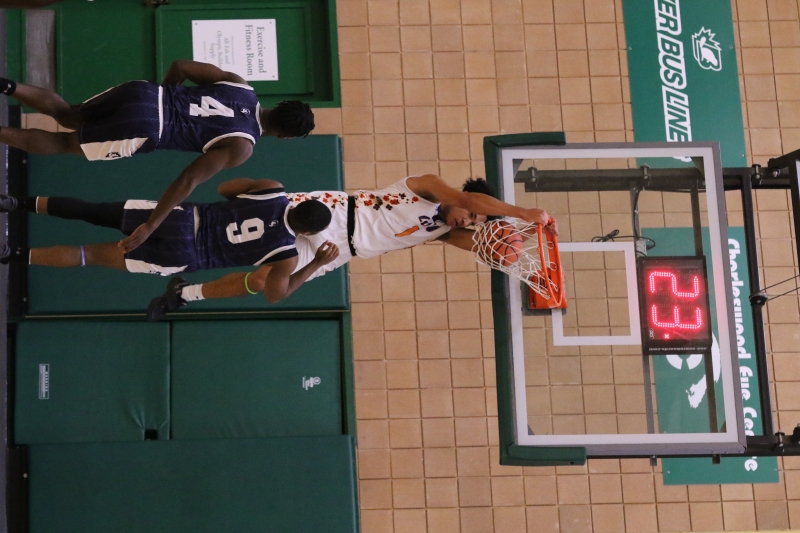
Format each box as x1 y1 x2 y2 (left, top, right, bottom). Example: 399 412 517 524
121 201 200 276
78 81 162 161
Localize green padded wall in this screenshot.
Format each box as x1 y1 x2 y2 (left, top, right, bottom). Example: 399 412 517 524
14 321 170 443
25 135 347 315
28 436 359 533
49 0 340 107
171 320 342 438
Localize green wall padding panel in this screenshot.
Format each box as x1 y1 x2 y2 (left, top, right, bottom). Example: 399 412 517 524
14 321 170 443
28 436 359 533
52 0 340 107
171 320 342 438
25 135 347 315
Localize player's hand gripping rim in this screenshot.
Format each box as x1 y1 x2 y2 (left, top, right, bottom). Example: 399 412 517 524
520 208 558 237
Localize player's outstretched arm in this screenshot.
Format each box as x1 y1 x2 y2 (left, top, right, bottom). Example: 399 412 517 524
162 59 247 86
217 178 284 200
263 242 339 303
407 174 558 235
120 143 253 252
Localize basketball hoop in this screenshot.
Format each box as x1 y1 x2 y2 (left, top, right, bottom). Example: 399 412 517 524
471 218 565 308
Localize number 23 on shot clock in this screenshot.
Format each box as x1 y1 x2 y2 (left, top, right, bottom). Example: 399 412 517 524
637 256 713 355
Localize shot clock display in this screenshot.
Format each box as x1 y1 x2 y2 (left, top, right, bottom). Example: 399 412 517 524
638 256 713 354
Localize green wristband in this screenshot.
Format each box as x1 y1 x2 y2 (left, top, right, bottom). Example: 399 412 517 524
244 272 258 295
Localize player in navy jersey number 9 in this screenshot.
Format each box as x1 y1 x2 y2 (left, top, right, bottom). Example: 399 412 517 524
0 178 339 313
0 60 315 253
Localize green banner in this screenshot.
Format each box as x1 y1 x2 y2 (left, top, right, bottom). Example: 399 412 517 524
623 0 747 167
644 228 778 484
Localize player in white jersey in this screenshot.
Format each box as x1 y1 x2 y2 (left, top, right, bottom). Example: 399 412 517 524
147 173 557 319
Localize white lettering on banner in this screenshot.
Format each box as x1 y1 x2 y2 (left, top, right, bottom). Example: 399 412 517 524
653 0 693 148
662 87 691 142
655 0 681 35
657 34 687 89
729 238 760 472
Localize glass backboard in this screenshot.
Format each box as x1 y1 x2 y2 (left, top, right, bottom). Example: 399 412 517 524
485 134 745 463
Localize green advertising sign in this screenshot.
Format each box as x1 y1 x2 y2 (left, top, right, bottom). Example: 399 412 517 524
623 0 747 167
644 227 778 484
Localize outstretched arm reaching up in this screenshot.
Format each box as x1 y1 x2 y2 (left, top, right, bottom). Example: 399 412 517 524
406 174 558 235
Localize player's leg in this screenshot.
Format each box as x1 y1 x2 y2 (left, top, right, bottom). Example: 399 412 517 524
0 78 82 129
0 195 126 229
1 242 126 269
0 127 82 155
77 81 161 161
202 269 270 299
146 268 270 321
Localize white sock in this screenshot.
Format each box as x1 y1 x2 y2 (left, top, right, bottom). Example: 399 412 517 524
180 284 205 302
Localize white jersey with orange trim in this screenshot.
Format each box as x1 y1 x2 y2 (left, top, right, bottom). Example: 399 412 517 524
287 177 452 280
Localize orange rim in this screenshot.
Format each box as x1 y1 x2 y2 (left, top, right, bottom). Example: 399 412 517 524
535 223 563 306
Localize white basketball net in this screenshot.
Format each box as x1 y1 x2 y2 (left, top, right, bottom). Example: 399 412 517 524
471 218 561 300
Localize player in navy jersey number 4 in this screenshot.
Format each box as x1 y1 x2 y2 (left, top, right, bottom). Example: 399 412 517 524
0 60 315 253
0 178 339 315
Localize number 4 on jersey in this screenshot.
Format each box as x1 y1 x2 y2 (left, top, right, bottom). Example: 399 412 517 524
190 96 235 117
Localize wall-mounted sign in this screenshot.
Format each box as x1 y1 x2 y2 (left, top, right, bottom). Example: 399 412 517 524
645 227 779 485
192 19 278 81
622 0 746 167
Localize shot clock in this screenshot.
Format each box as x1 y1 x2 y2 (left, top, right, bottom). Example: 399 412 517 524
638 256 713 354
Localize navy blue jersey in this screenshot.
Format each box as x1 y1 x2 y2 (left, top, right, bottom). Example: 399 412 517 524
195 188 297 270
159 82 262 153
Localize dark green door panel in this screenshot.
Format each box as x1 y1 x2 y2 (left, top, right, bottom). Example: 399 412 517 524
14 321 170 443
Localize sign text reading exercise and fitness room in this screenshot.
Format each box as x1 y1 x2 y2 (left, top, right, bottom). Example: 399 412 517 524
192 19 278 81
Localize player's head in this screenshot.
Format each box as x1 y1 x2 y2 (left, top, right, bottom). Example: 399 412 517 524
287 199 332 235
267 101 315 138
439 178 500 229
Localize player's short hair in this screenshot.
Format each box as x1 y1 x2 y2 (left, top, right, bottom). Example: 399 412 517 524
462 177 495 196
289 199 331 234
268 100 315 138
462 178 501 221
